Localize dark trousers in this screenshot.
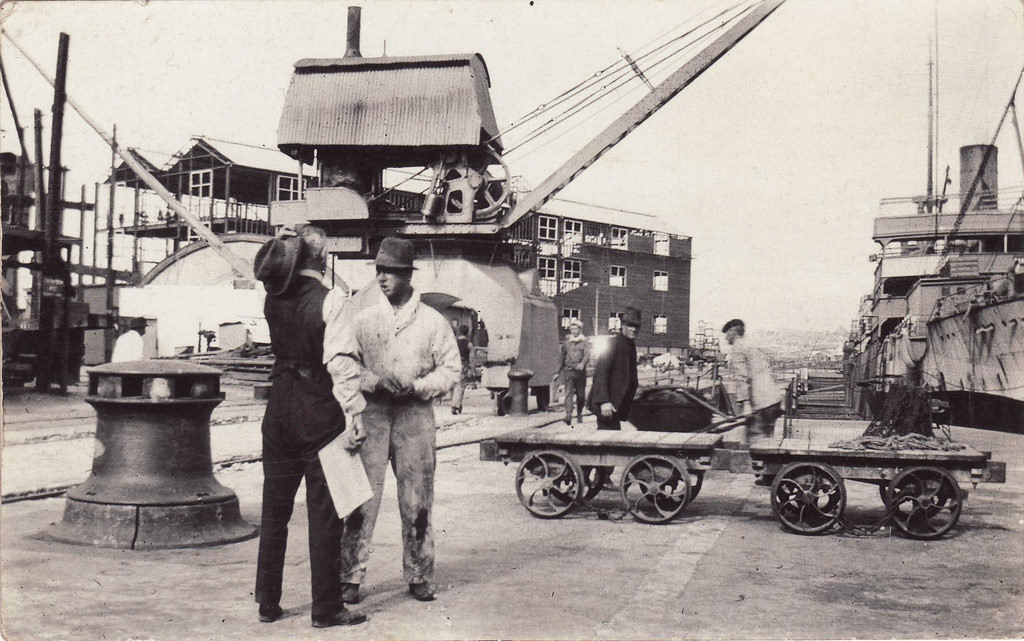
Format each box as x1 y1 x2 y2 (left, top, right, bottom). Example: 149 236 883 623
563 370 586 421
255 447 342 617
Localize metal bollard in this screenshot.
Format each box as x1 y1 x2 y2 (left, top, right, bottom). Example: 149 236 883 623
506 368 534 415
48 360 256 549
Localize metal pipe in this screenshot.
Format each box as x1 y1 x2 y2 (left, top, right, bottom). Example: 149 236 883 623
345 6 362 58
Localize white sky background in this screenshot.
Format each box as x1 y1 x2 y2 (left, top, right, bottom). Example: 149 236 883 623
1 0 1022 336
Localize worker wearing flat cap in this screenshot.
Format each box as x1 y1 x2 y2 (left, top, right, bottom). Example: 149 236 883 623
252 226 366 628
324 236 461 604
588 306 641 430
555 318 591 426
722 318 782 439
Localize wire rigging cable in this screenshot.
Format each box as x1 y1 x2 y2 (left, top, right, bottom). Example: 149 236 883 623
504 8 743 159
488 0 749 149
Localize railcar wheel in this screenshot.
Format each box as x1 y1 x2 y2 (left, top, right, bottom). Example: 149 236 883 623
515 450 584 518
886 466 962 539
770 462 846 534
619 455 690 524
581 466 611 501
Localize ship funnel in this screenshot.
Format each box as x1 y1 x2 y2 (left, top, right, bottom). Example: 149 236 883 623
345 6 362 58
959 144 998 211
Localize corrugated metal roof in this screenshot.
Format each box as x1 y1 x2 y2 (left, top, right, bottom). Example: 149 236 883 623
538 197 687 237
199 138 310 174
294 54 490 81
278 53 501 150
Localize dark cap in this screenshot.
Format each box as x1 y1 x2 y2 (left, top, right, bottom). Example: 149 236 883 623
254 236 301 296
721 318 745 333
130 317 147 330
375 237 417 270
622 306 641 328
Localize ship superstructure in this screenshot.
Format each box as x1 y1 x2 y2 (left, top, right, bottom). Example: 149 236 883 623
846 144 1024 429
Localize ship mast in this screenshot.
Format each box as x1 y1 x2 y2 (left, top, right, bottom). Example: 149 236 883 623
926 39 935 214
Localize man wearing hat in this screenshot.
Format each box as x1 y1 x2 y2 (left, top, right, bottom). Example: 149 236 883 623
722 318 782 438
253 226 366 628
111 317 148 362
554 318 591 425
325 236 461 604
588 307 641 430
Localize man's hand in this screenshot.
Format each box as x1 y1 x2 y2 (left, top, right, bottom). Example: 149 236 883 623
341 415 366 451
383 373 415 399
600 402 615 418
275 226 298 239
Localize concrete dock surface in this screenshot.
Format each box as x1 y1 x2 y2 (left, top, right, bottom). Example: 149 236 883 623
2 380 1022 640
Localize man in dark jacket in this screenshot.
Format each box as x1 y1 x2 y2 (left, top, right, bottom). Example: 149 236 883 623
588 307 640 430
253 227 366 628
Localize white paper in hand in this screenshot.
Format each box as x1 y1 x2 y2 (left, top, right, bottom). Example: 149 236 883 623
318 434 373 520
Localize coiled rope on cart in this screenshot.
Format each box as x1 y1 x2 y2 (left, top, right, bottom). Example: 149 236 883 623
829 383 964 452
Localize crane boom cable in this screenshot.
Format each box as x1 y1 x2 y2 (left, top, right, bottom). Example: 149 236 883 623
487 1 747 146
490 1 742 142
504 0 786 228
504 10 738 157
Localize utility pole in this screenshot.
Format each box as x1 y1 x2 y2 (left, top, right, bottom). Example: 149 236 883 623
46 32 70 392
33 108 49 391
105 125 117 362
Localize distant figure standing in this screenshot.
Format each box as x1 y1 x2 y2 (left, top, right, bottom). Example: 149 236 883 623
111 317 147 362
555 319 590 425
473 318 489 348
451 325 473 415
722 318 781 438
588 307 640 430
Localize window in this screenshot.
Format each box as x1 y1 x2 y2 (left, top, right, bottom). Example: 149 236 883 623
538 215 558 241
562 219 583 255
277 175 301 201
654 232 670 256
610 226 629 249
538 256 557 279
653 270 669 291
538 256 558 296
609 265 626 287
560 259 582 293
654 315 668 335
608 312 623 331
563 259 581 282
561 308 581 329
189 169 212 198
563 219 582 240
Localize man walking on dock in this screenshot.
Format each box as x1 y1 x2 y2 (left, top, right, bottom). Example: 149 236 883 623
722 318 781 438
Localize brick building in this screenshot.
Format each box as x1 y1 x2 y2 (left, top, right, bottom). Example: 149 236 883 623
508 198 692 354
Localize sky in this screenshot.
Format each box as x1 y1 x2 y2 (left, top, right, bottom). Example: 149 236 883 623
1 0 1023 336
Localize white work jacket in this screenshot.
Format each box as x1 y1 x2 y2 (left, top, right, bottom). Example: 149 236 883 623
726 337 781 410
325 285 461 418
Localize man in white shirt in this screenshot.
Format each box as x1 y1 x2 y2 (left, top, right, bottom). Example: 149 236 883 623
111 317 147 362
723 318 782 438
324 236 461 604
